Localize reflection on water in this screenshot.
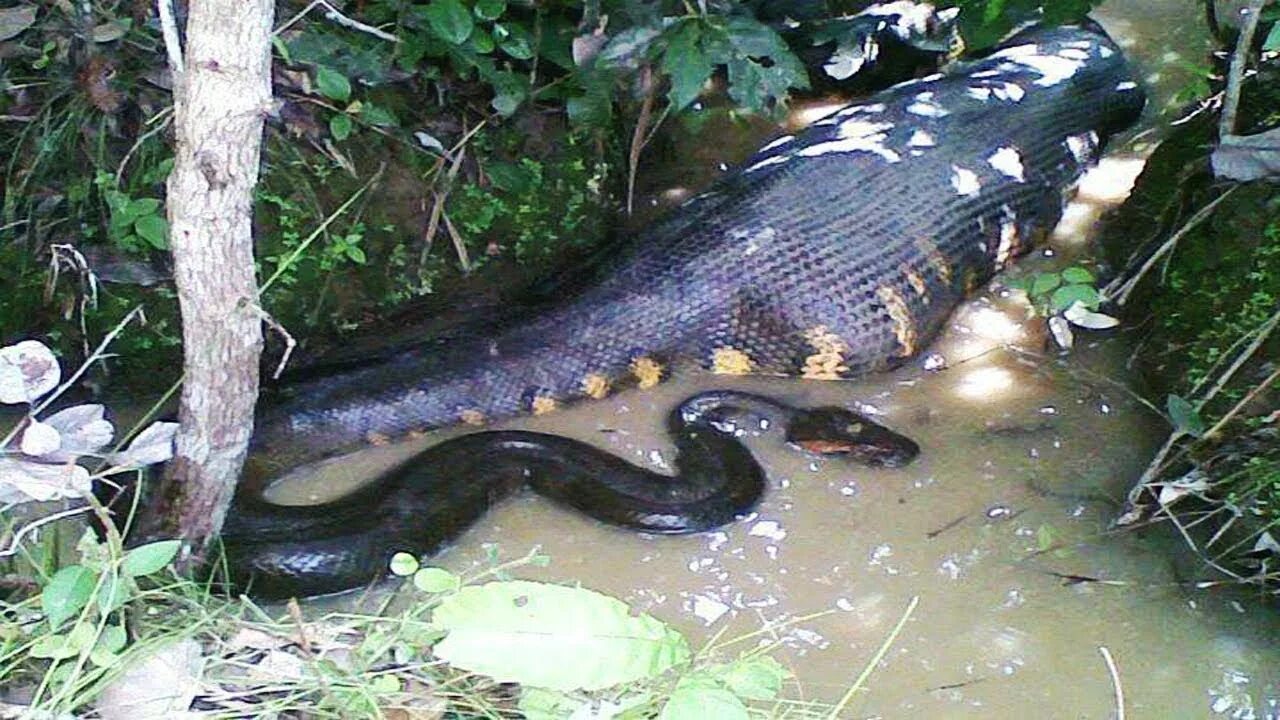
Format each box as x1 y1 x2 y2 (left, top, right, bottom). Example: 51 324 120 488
273 5 1280 716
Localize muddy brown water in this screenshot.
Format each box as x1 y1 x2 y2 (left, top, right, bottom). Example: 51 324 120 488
267 4 1280 716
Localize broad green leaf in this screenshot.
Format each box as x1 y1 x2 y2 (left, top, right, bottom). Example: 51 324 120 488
716 655 790 700
475 0 506 21
126 197 161 218
433 580 690 691
659 687 748 720
121 539 181 577
486 162 536 193
1029 272 1061 297
1049 283 1101 312
97 623 127 653
425 0 474 45
1060 266 1095 284
30 633 81 660
361 103 399 127
389 552 419 576
42 565 97 628
1166 394 1205 437
469 27 496 54
329 113 354 140
345 244 367 264
495 22 535 60
413 567 460 593
315 66 352 102
134 214 169 250
96 572 132 614
662 22 711 112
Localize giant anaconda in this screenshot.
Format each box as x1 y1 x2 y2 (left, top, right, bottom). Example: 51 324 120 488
221 21 1146 598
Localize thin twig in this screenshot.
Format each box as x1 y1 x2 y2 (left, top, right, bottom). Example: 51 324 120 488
1202 363 1280 441
254 307 298 379
116 108 175 180
827 596 919 719
1196 307 1280 405
157 0 185 75
1105 188 1238 306
626 65 657 216
1098 646 1125 720
29 305 145 418
274 0 399 42
0 505 95 558
1220 0 1268 138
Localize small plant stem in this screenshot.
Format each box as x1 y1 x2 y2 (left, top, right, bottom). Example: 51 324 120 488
1105 188 1237 306
1220 0 1268 138
827 595 919 719
1098 646 1125 720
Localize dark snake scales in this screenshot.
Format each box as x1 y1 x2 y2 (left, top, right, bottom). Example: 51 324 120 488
219 21 1146 599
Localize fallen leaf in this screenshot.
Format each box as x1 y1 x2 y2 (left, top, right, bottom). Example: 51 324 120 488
95 638 204 720
0 340 60 405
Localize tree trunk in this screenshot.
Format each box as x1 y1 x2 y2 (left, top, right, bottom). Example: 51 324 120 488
153 0 273 561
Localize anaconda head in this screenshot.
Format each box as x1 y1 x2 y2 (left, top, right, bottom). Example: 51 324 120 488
785 406 920 468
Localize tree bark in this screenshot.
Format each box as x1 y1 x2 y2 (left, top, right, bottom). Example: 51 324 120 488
154 0 273 560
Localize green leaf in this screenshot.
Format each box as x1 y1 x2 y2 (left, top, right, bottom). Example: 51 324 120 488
495 22 535 60
121 539 181 578
97 623 127 653
1036 524 1056 553
432 580 691 691
389 552 420 576
716 656 790 700
469 27 496 54
315 66 352 102
329 113 354 140
1029 272 1062 297
1265 23 1280 52
1166 394 1205 437
1049 283 1101 313
345 244 367 264
413 567 460 593
662 22 711 113
134 214 169 250
360 103 399 128
475 0 506 21
42 565 97 628
30 633 81 660
425 0 474 45
519 687 583 720
659 687 748 720
1060 266 1095 284
486 162 536 193
127 197 161 218
97 572 132 615
596 26 662 69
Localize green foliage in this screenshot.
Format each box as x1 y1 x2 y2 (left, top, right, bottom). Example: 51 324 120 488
1005 265 1103 315
15 530 184 691
447 129 613 267
944 0 1103 49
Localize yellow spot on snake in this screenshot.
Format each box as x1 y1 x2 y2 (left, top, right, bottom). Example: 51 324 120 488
630 357 664 388
914 237 952 285
801 325 849 380
459 409 486 426
581 373 611 400
711 347 755 375
531 395 559 415
876 285 918 358
904 269 929 302
366 431 391 446
996 217 1020 269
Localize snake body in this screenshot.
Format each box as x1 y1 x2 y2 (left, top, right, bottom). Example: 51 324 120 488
221 21 1145 598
